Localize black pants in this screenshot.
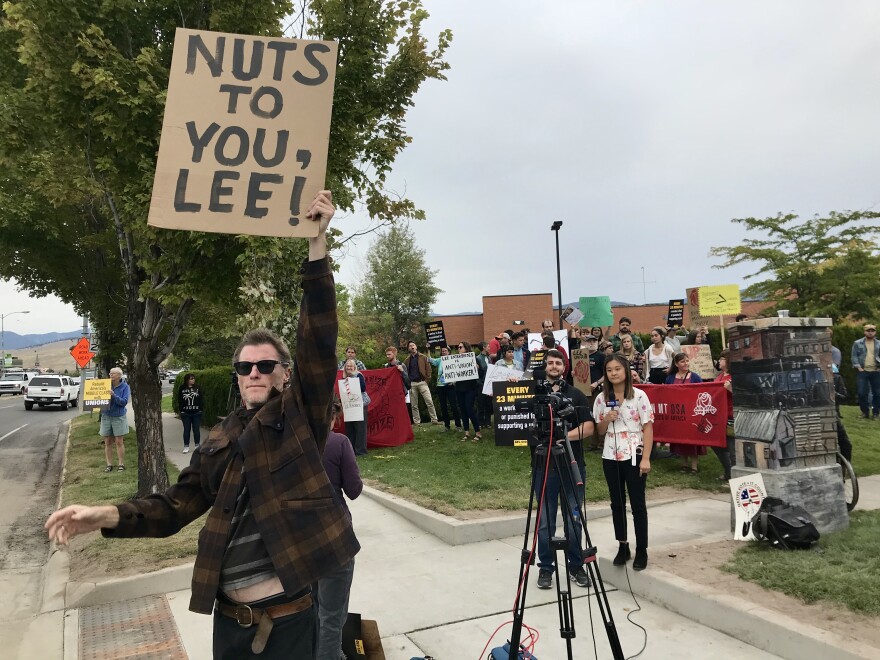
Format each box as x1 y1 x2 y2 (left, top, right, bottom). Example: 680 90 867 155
213 592 315 659
603 458 648 549
477 393 493 427
436 386 461 429
837 419 852 463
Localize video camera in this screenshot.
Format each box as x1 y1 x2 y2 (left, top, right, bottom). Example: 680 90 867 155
514 366 578 443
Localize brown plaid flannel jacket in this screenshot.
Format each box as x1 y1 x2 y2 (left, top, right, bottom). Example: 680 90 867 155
103 257 360 614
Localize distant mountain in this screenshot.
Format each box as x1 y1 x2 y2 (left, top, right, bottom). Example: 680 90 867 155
1 330 82 351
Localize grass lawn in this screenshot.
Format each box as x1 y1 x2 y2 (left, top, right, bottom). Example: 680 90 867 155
724 509 880 615
357 423 731 514
63 414 203 576
161 393 174 414
842 405 880 477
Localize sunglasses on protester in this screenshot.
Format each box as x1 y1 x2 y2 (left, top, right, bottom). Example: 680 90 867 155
233 360 289 376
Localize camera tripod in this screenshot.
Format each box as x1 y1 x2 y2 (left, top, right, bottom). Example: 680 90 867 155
505 436 624 660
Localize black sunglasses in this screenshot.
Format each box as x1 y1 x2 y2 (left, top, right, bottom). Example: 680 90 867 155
233 360 289 376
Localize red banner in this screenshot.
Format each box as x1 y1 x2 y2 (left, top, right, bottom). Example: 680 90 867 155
333 367 414 449
639 383 728 447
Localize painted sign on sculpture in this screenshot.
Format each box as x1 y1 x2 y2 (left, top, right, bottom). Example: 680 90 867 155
148 29 338 237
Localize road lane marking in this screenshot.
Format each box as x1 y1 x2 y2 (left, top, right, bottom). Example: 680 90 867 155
0 424 29 444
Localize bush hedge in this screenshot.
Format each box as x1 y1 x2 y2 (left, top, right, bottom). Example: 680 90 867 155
171 366 235 426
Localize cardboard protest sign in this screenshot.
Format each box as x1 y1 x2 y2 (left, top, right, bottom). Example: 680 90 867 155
667 299 685 329
699 285 742 317
561 305 584 327
729 473 767 540
579 296 614 327
440 353 479 383
686 287 713 328
679 344 718 380
482 363 523 396
424 321 446 348
493 380 536 447
570 349 592 396
148 29 338 237
82 379 112 411
338 377 363 422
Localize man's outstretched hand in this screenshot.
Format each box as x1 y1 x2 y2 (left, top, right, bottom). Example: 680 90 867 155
45 505 119 546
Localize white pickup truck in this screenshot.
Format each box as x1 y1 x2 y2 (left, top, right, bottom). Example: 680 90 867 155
24 374 80 410
0 371 38 396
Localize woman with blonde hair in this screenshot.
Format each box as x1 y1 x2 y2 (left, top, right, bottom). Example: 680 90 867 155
617 335 644 384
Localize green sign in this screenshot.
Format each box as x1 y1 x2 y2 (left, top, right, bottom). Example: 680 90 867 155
578 296 614 327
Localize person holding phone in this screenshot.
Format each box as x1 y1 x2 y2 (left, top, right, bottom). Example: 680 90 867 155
594 355 654 571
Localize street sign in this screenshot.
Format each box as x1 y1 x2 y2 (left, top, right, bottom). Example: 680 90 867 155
70 337 96 368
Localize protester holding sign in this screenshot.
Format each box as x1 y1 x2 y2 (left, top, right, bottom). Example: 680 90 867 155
594 355 654 571
711 350 735 482
665 353 706 474
100 368 130 473
342 360 369 456
428 346 462 433
453 341 482 442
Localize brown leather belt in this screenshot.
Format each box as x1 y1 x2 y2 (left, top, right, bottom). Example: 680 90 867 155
215 592 313 654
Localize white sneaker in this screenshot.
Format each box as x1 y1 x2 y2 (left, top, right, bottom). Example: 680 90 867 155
183 447 189 453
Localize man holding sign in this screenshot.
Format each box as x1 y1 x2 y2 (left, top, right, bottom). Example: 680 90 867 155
47 193 359 659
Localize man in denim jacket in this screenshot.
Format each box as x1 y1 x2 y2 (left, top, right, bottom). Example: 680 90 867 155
852 323 880 419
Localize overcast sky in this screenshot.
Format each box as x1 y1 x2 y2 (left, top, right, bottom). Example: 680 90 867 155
4 0 879 334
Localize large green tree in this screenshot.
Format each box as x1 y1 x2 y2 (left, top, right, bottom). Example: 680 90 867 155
710 211 880 322
351 223 441 350
0 1 450 495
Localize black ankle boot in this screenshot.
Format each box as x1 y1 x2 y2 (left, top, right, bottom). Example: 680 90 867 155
633 547 648 571
613 542 631 566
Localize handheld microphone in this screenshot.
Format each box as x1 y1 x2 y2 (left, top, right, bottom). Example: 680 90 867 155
607 399 619 409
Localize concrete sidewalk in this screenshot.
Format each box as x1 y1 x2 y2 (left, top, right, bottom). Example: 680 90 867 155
15 411 880 659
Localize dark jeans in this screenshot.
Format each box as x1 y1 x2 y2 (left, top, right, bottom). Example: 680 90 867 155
213 592 315 660
456 387 480 432
856 370 880 416
345 409 368 456
436 386 461 429
315 558 355 660
181 412 202 447
710 424 736 480
603 458 648 549
477 392 493 427
837 419 852 462
533 458 586 570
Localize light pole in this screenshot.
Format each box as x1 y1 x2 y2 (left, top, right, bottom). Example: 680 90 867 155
551 221 563 327
1 310 30 373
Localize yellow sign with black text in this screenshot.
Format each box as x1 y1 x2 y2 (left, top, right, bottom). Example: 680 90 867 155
698 284 742 316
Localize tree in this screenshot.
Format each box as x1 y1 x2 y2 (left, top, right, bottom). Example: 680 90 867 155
710 211 880 322
0 1 451 495
351 224 441 349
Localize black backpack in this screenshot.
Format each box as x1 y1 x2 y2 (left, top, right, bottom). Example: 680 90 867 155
751 496 820 550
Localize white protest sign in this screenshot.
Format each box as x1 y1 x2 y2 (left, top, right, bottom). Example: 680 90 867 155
148 29 338 237
730 473 767 541
527 329 568 355
561 305 584 327
440 353 479 383
338 377 363 422
482 363 524 396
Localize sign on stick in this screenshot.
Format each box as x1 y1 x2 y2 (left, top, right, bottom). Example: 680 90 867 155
578 296 614 327
82 379 112 411
424 321 446 349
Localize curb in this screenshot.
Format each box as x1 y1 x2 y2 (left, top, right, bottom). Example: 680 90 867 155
40 419 72 614
599 557 877 660
66 562 195 609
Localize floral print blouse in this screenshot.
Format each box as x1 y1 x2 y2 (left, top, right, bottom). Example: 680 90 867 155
593 388 655 464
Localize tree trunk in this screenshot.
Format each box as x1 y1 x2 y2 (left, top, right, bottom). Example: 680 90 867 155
129 357 170 496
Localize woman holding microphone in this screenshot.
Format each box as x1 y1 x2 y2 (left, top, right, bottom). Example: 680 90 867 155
594 355 654 571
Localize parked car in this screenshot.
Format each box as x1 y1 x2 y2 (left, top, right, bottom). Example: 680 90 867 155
0 371 39 396
24 375 80 410
167 369 182 383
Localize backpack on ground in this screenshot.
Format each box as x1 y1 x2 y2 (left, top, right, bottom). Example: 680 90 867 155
751 496 820 550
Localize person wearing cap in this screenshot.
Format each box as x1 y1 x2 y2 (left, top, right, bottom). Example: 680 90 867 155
852 323 880 420
492 333 512 364
487 332 510 365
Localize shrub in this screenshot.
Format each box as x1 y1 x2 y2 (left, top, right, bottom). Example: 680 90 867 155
171 366 235 426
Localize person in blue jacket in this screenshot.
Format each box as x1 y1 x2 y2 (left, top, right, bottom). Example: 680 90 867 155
101 367 130 472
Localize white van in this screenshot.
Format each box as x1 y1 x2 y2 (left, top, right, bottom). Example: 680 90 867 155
0 371 39 396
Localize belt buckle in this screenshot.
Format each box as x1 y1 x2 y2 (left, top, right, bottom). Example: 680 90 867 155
235 604 254 627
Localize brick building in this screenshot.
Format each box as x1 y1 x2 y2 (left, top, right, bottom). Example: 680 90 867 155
431 295 771 345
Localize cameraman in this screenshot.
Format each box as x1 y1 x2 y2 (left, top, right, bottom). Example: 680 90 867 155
530 350 595 590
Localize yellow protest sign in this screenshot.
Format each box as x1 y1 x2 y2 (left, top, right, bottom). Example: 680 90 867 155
83 379 112 411
698 285 742 316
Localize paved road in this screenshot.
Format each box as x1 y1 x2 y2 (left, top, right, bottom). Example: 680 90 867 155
0 394 74 622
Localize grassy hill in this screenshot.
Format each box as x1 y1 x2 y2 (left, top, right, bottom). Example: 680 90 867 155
10 338 88 373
